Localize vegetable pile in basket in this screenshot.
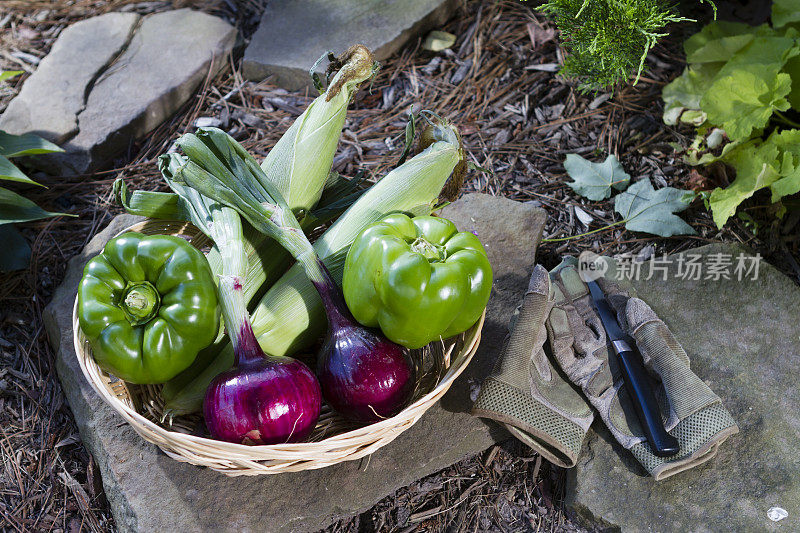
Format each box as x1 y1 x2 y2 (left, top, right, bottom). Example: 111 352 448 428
77 45 493 445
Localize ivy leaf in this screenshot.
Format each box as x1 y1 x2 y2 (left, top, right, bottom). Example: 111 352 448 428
701 68 792 140
0 224 31 272
0 131 63 158
614 179 696 237
772 0 800 29
0 187 71 225
709 140 781 228
563 154 630 201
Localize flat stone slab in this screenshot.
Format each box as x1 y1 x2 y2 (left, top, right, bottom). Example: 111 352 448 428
0 12 139 144
568 243 800 532
242 0 456 90
43 193 546 532
1 9 235 175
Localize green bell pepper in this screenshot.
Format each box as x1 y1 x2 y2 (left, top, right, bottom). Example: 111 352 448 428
77 232 219 384
343 213 492 349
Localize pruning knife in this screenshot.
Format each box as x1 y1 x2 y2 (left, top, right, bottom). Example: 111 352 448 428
587 280 680 457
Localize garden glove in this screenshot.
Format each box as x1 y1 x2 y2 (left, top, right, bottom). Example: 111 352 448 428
471 265 594 468
547 256 739 480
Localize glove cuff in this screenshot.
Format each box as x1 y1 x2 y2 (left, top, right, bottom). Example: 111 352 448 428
472 377 590 468
629 402 739 481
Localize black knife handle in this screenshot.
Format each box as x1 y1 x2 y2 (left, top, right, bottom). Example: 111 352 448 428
612 340 680 457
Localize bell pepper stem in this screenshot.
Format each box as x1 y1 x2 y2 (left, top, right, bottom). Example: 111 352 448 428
121 281 160 325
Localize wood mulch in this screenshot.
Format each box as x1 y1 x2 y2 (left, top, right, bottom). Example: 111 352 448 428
0 0 794 532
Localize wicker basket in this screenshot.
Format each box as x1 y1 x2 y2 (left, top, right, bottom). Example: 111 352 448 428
73 220 484 476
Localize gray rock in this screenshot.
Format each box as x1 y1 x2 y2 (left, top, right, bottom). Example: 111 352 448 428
2 9 235 175
567 243 800 532
0 13 140 144
242 0 456 90
44 193 546 532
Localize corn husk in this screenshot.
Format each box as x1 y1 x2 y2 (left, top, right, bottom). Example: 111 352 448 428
203 45 376 304
159 47 377 413
163 132 464 413
249 140 462 357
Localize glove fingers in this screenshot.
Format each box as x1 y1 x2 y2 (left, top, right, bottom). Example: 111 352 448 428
546 283 580 372
555 262 589 301
490 266 553 381
626 298 690 367
625 298 720 419
526 265 555 356
472 264 595 469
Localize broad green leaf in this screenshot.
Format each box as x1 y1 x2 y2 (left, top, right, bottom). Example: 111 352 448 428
684 21 770 63
0 187 71 224
563 154 630 201
701 68 792 140
709 140 781 228
0 71 22 83
773 0 800 28
662 64 720 125
0 224 31 271
785 55 800 110
614 179 696 237
0 155 43 186
715 36 800 78
767 129 800 201
0 131 63 158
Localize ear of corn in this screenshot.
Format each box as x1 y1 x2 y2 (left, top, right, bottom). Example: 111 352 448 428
260 44 377 215
159 48 377 413
162 129 465 413
251 140 463 356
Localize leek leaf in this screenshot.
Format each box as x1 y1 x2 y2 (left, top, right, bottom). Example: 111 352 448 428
0 131 63 158
0 186 71 225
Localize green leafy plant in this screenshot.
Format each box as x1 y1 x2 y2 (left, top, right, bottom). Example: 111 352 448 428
538 0 698 91
0 71 69 271
551 153 695 240
662 0 800 228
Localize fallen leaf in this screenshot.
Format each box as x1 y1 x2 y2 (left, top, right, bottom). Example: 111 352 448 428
527 20 556 48
422 30 456 52
614 179 697 237
574 205 594 226
564 154 630 201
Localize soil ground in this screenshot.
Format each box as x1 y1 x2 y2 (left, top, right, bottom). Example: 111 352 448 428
0 1 792 532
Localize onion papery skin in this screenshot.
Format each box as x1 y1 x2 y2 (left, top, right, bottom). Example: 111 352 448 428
318 322 414 423
204 356 322 445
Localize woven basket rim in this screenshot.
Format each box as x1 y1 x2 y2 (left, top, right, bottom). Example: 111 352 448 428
74 298 483 450
72 219 485 473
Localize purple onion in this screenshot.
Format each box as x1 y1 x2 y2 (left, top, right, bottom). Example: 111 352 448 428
204 322 321 444
313 262 414 423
